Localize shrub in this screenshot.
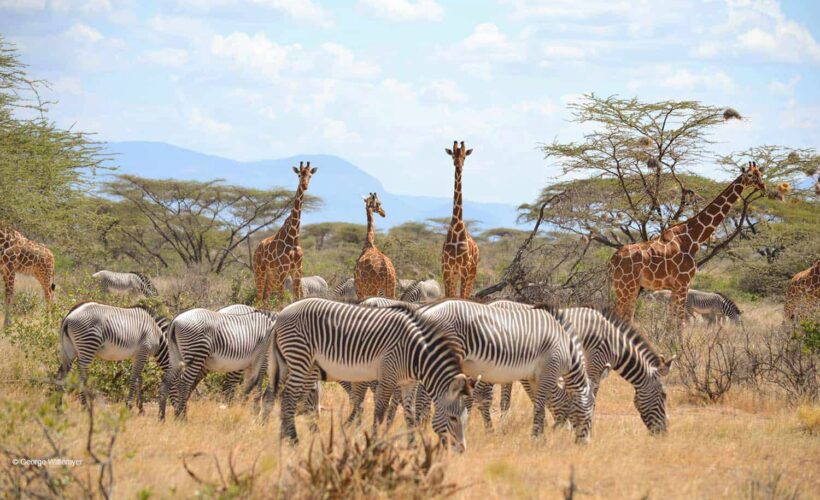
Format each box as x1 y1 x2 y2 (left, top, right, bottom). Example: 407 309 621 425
675 327 740 403
796 405 820 435
745 323 819 402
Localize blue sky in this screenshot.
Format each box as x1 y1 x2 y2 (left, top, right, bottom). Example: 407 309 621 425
1 0 818 205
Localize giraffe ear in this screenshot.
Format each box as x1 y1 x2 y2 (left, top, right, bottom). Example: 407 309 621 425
310 167 318 174
465 149 473 156
292 166 299 174
445 148 453 156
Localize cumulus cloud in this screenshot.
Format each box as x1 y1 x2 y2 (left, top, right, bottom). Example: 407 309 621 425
211 32 304 79
439 23 525 79
141 48 190 67
358 0 443 22
320 43 380 79
424 79 467 103
188 108 232 134
659 69 735 93
322 118 360 143
65 23 103 43
176 0 330 25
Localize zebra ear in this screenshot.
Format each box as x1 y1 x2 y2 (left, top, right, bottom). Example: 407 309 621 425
448 374 472 398
658 355 677 376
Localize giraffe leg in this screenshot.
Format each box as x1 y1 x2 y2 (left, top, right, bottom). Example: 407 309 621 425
291 270 302 302
272 270 288 307
254 268 268 308
613 281 640 323
443 266 457 298
670 285 689 330
3 270 15 327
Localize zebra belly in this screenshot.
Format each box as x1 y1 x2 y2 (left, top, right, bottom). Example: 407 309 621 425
314 355 380 382
97 343 139 361
204 356 252 373
462 359 536 383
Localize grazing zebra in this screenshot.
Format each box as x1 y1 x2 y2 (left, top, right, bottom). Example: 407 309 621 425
167 308 275 417
91 270 158 296
645 289 742 324
482 300 674 433
332 278 357 301
55 302 175 419
400 279 443 303
418 299 594 442
284 275 329 298
263 298 473 451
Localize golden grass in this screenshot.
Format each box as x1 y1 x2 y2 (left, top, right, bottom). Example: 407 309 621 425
2 299 818 498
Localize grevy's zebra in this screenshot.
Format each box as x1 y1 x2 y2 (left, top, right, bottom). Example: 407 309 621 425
400 279 443 303
55 302 175 419
332 278 357 301
91 270 158 296
485 300 673 433
418 299 595 442
263 298 472 451
168 308 275 417
284 275 329 298
645 289 742 324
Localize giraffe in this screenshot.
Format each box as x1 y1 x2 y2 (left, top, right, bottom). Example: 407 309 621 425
252 161 316 308
442 140 480 298
784 260 820 322
609 161 766 326
354 192 397 299
1 225 55 326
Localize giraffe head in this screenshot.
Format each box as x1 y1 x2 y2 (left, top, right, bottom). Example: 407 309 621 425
363 192 385 217
740 161 766 191
445 140 473 169
292 161 317 190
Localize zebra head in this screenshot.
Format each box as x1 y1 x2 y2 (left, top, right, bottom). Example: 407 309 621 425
636 354 675 434
431 373 472 453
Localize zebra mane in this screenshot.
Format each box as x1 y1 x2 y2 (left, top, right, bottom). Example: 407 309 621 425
62 300 100 317
129 271 158 293
383 303 465 361
532 302 560 316
715 292 741 314
488 298 534 307
598 307 663 369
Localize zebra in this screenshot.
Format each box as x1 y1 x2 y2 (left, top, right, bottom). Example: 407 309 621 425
417 299 595 442
332 278 357 301
55 301 175 419
480 300 674 433
262 298 473 451
283 275 329 298
400 279 443 303
91 270 158 296
167 307 275 417
645 289 742 324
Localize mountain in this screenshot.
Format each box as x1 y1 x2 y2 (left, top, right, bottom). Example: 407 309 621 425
102 141 521 229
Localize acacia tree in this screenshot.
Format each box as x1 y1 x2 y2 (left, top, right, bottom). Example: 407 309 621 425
103 175 319 273
0 36 106 249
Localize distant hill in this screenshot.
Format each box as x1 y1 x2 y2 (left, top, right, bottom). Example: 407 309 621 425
103 141 521 229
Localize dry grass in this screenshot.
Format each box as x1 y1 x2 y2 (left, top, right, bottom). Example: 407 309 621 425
1 297 818 498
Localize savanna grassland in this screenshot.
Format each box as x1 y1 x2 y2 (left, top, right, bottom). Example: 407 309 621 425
1 275 818 499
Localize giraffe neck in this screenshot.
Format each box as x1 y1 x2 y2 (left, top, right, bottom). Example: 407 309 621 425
685 175 745 244
451 165 463 223
364 206 376 249
286 185 305 240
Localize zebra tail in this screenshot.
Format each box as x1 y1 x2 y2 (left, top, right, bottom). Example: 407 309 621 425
166 321 186 370
269 340 285 397
58 318 75 373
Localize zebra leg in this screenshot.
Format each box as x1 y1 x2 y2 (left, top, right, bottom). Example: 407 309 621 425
158 368 177 421
77 358 92 409
533 362 561 438
473 380 495 430
384 386 402 431
414 384 432 428
303 369 321 432
500 383 513 419
372 376 398 436
344 382 369 427
175 358 205 419
279 368 312 444
127 348 149 413
54 354 75 410
222 371 243 403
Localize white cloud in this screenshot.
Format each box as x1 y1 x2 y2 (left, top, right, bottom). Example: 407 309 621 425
321 118 360 143
176 0 330 25
211 32 304 79
51 0 112 14
768 75 801 96
141 48 190 67
50 76 82 95
659 69 735 93
65 23 103 43
148 15 212 42
320 43 380 79
424 79 467 103
0 0 46 9
358 0 443 22
440 23 525 79
188 108 232 134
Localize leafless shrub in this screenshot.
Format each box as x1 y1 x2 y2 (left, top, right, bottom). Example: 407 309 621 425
676 327 740 403
181 448 260 499
159 267 235 313
744 471 801 500
283 421 460 499
744 322 819 402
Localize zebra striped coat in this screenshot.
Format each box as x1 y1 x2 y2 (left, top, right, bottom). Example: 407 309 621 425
167 308 275 417
645 289 742 324
284 275 329 298
92 270 158 296
55 302 174 419
263 298 472 450
332 278 357 301
418 299 595 442
399 279 443 303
